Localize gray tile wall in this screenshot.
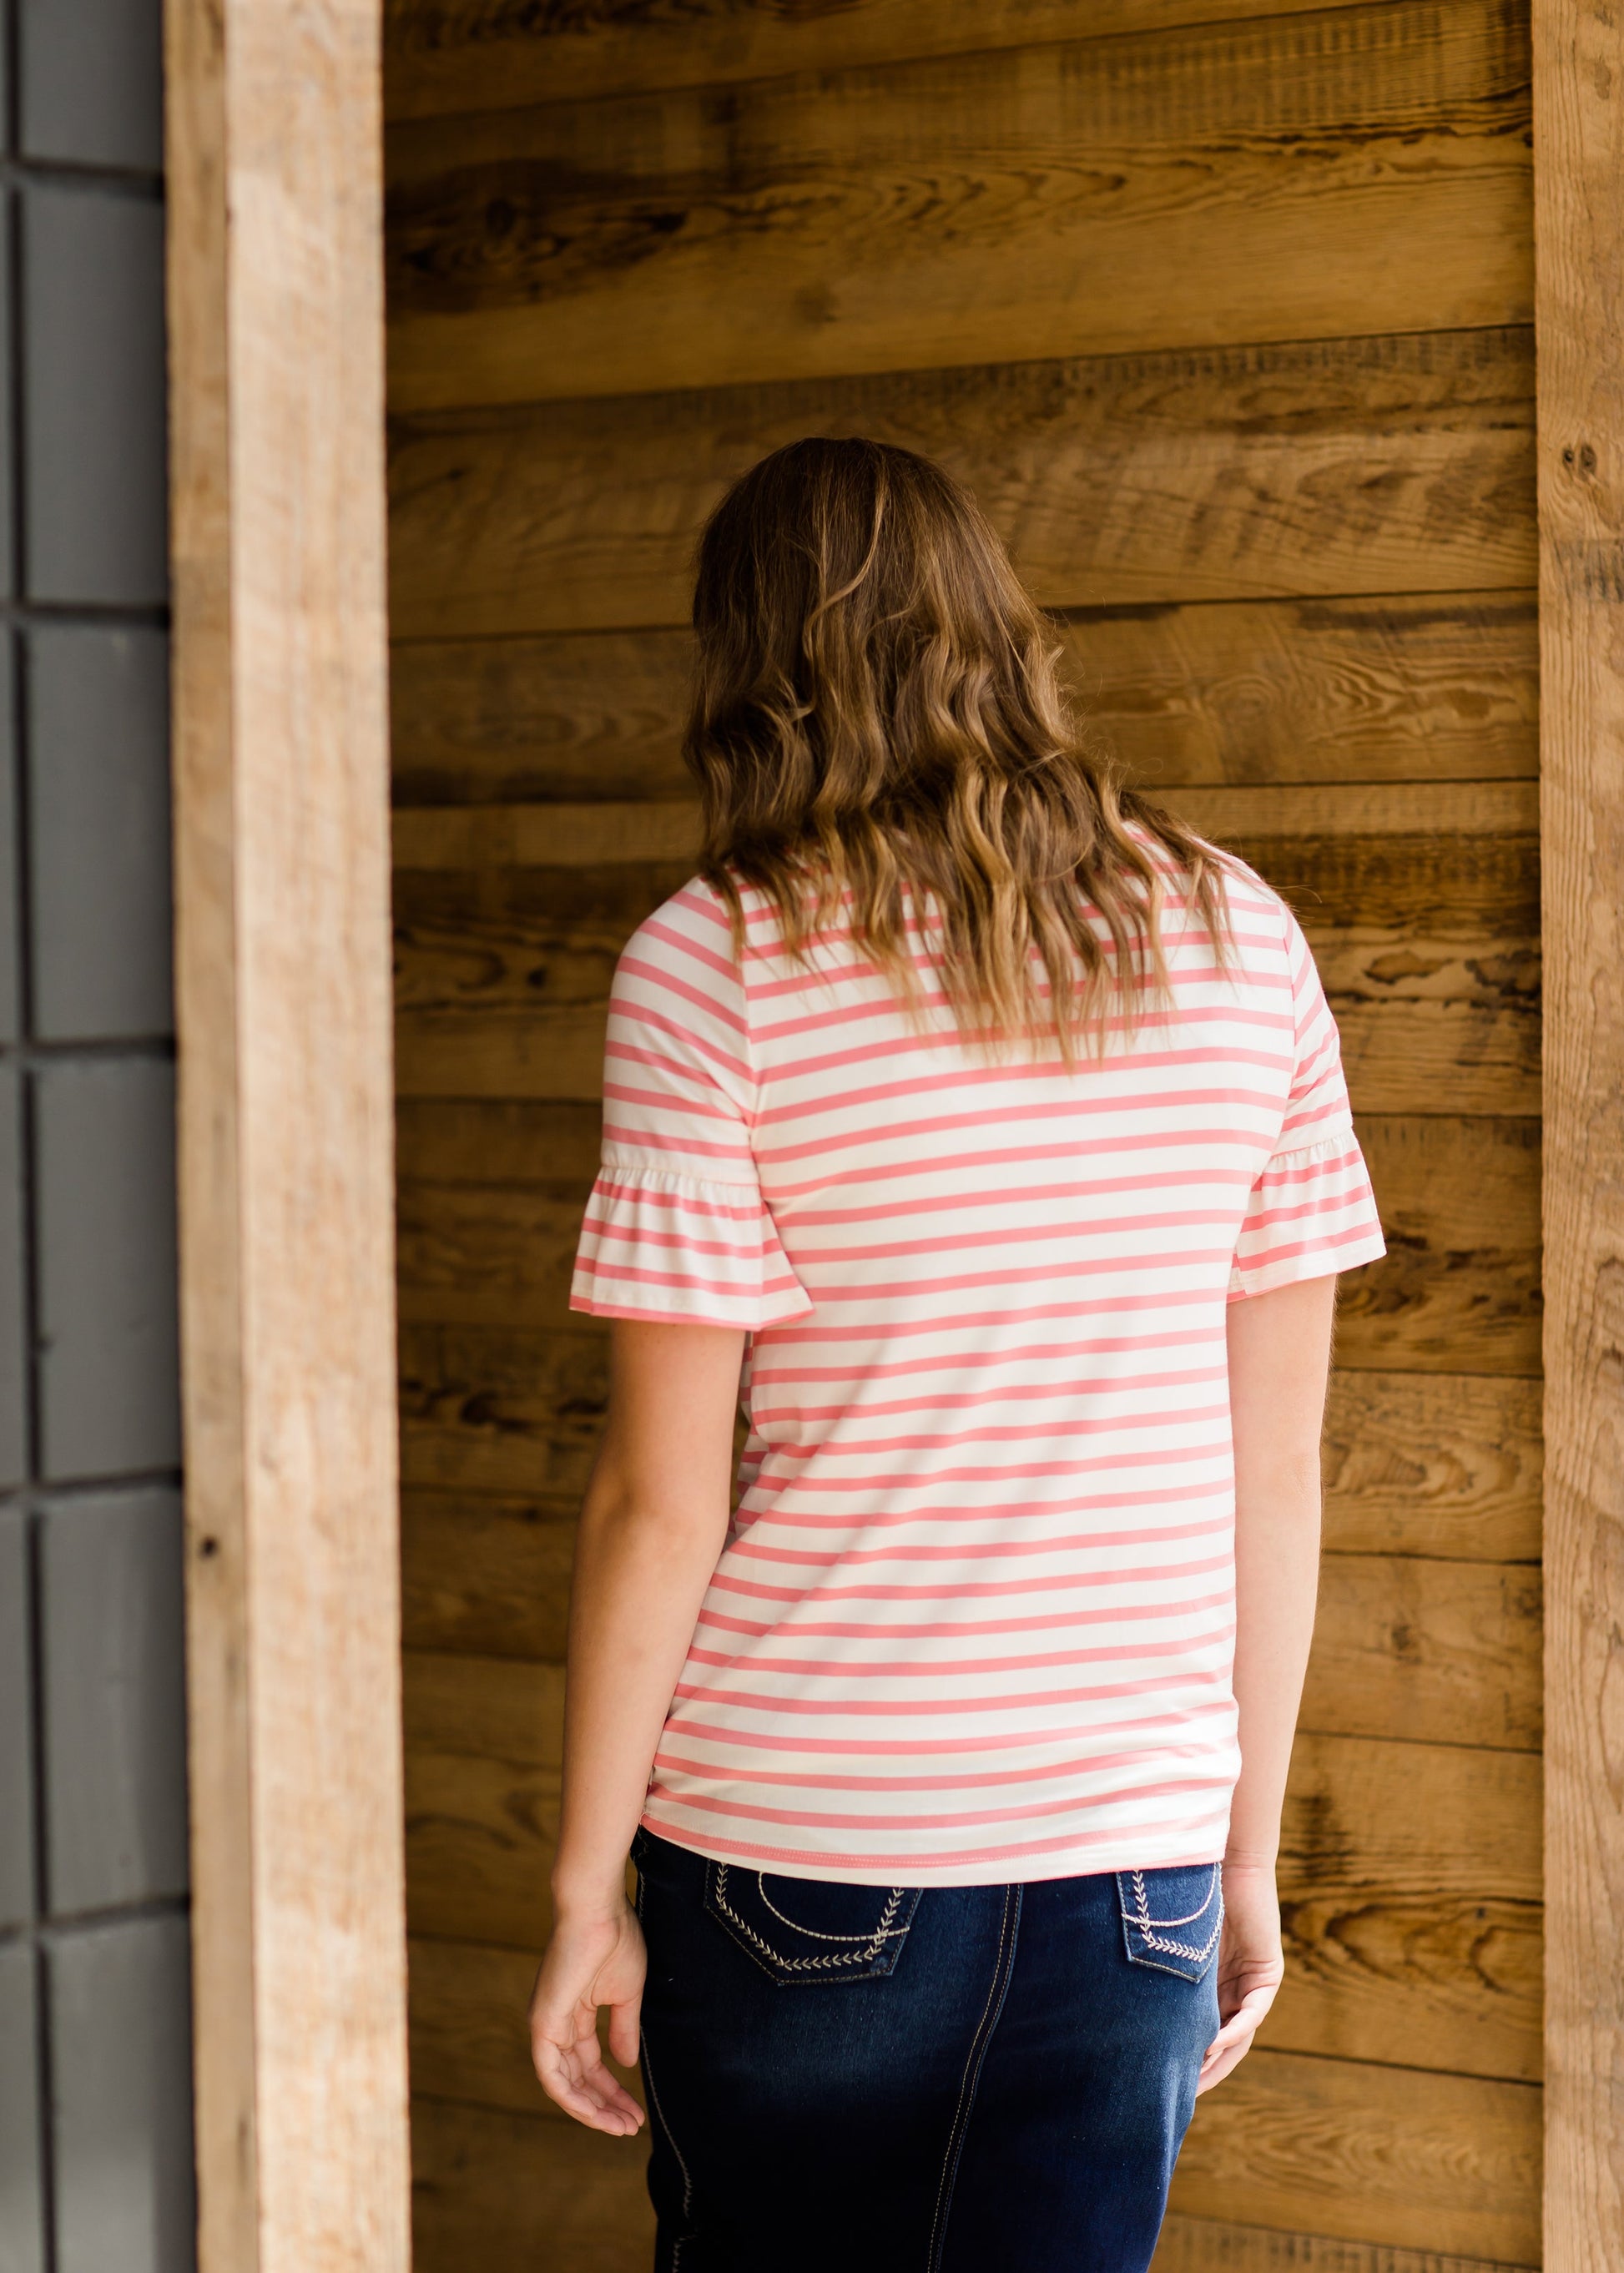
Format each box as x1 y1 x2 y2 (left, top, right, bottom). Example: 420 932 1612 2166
0 3 193 2269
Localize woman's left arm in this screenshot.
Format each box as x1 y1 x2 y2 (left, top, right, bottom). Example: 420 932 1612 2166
527 1316 747 2134
1198 1271 1337 2094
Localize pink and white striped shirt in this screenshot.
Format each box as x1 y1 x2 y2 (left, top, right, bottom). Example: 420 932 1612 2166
571 862 1385 1885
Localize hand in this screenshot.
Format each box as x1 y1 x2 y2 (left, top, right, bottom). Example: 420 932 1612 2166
1196 1862 1284 2094
528 1898 648 2135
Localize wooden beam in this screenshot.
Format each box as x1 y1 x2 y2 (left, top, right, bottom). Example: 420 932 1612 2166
1152 2215 1536 2273
1533 0 1624 2264
1170 2049 1541 2262
411 2097 652 2273
384 0 1531 411
383 0 1410 119
392 1116 1542 1375
387 597 1541 809
388 328 1536 637
165 1 411 2268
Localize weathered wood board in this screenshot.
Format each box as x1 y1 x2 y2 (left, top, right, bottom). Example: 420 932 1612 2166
390 597 1539 809
386 1 1531 411
389 328 1537 638
387 0 1546 2260
386 0 1425 118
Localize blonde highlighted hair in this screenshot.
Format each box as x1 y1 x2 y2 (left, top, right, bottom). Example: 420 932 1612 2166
684 437 1228 1058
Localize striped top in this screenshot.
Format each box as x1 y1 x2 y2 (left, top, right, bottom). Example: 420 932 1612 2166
571 861 1385 1886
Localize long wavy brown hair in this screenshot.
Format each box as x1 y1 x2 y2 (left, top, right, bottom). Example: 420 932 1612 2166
684 437 1229 1059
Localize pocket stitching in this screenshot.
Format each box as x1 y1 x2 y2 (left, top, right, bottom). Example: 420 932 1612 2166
711 1862 910 1973
754 1871 910 1944
1119 1866 1223 1964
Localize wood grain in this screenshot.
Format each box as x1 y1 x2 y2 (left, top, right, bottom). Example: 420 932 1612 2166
393 1367 1542 1682
406 1716 1546 2123
387 326 1536 638
410 1935 643 2119
385 0 1410 118
399 1322 605 1496
411 2095 653 2273
398 1096 603 1185
396 1116 1539 1373
1533 0 1624 2260
386 1 1532 411
391 796 1541 1114
1270 1731 1541 2082
402 1489 578 1661
1169 2048 1541 2261
169 0 411 2267
1305 1554 1541 1750
1341 1117 1541 1378
391 781 1539 866
390 597 1540 810
1152 2212 1536 2272
1320 1372 1542 1564
402 1653 1541 2085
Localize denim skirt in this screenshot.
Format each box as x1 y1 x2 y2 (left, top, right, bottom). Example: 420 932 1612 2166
632 1827 1222 2273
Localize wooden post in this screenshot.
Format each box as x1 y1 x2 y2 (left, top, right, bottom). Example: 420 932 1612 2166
1536 2 1624 2265
164 2 410 2269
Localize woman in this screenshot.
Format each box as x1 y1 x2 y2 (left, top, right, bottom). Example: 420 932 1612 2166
527 438 1385 2272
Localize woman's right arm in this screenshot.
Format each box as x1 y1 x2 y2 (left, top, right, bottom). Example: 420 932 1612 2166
527 1316 747 2134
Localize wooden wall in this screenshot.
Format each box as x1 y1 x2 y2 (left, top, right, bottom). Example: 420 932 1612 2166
383 4 1542 2265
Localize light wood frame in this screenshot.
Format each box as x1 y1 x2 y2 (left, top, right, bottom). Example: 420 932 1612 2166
1535 2 1624 2266
165 0 411 2268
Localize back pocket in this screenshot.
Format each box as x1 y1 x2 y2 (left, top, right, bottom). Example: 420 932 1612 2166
704 1860 921 1988
1117 1863 1223 1983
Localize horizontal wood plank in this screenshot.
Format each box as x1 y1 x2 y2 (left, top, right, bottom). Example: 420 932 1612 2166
396 1363 1542 1621
404 1646 566 1762
402 1710 1541 2084
391 782 1540 867
1169 2048 1541 2260
391 807 1541 1114
397 1096 604 1185
385 0 1410 118
411 2094 653 2273
395 1000 1536 1121
400 1322 605 1497
1345 1116 1541 1378
387 327 1536 637
398 1478 1541 1756
396 1118 1540 1374
389 596 1540 809
407 1713 1545 2122
1152 2213 1536 2272
1270 1731 1540 2082
402 1654 1541 2081
386 2 1531 410
1304 1554 1541 1750
1319 1371 1541 1564
410 1935 643 2119
402 1489 577 1661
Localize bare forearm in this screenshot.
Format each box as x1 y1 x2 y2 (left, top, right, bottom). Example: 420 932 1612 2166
1223 1274 1337 1874
1226 1454 1320 1870
552 1473 729 1918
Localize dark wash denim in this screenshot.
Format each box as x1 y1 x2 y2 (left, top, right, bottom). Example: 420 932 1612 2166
632 1828 1222 2273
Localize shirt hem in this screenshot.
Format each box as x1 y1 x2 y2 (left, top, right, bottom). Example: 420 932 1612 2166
638 1809 1232 1889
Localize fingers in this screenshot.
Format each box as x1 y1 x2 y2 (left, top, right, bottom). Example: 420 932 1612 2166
1194 1981 1276 2096
531 1998 646 2137
607 1992 643 2069
533 2030 647 2135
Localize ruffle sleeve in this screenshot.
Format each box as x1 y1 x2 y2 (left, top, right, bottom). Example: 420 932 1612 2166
1228 905 1386 1299
572 1152 813 1331
1228 1123 1386 1299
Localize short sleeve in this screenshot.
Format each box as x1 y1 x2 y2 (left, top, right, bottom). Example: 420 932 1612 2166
570 883 814 1331
1228 908 1387 1300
